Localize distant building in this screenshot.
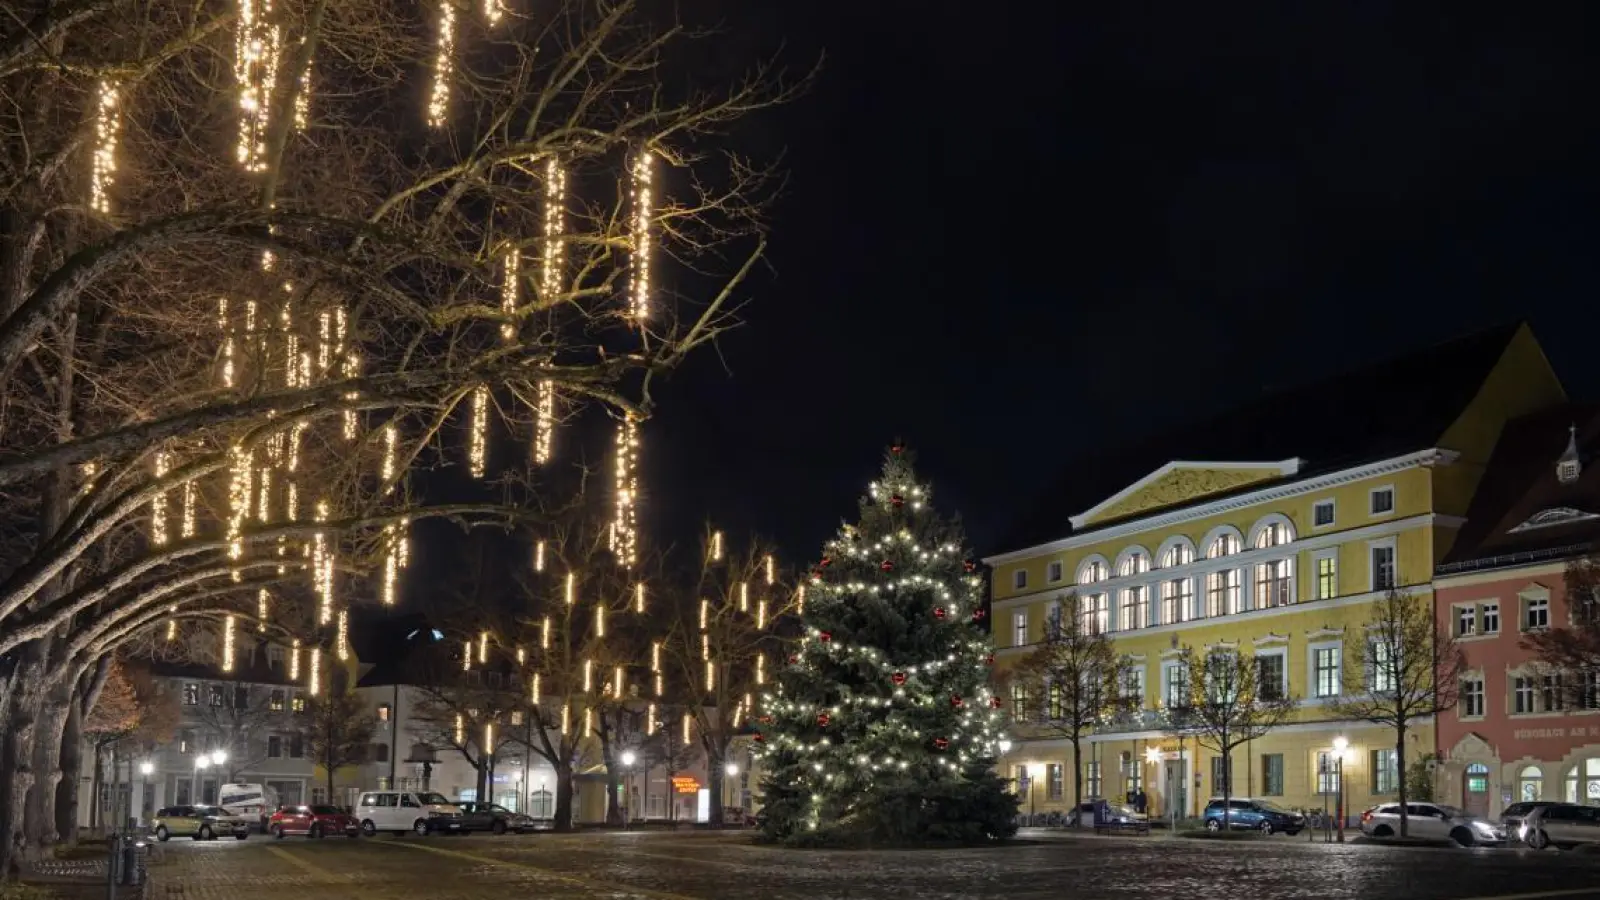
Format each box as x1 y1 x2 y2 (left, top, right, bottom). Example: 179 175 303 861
1435 406 1600 817
986 323 1565 820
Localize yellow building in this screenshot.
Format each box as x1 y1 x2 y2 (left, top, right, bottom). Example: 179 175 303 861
985 323 1563 821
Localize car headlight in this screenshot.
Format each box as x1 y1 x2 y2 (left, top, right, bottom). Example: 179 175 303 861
1472 821 1499 837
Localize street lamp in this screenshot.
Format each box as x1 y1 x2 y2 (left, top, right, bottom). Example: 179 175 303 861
137 761 153 829
193 756 210 807
619 751 637 828
1332 736 1349 843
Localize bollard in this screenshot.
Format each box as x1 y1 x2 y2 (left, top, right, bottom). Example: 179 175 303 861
119 837 145 887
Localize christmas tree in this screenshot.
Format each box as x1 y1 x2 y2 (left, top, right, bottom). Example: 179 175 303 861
755 446 1018 845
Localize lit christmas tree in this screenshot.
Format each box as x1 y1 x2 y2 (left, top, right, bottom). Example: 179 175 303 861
755 446 1018 845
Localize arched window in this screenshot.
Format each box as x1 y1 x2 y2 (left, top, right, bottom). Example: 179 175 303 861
1116 549 1150 577
1159 540 1195 569
1078 558 1109 585
1253 519 1295 549
1206 532 1242 559
1520 766 1543 802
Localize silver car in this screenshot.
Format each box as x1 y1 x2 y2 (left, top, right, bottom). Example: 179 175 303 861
1520 803 1600 850
1359 802 1504 846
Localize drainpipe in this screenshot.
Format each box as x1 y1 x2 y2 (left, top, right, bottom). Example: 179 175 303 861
388 683 399 788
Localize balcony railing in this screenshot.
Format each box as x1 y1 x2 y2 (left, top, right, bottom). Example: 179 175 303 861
1093 708 1171 735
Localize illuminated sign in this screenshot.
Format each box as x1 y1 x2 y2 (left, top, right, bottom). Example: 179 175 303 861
671 776 700 795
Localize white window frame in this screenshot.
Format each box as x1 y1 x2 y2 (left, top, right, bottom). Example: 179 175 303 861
1308 641 1343 700
1012 610 1028 647
1369 484 1396 518
1046 560 1064 584
1254 647 1289 701
1162 660 1187 708
1482 601 1500 634
1368 537 1398 593
1522 591 1551 632
1454 604 1477 638
1512 673 1536 715
1012 569 1028 591
1460 673 1486 719
1312 498 1336 529
1312 549 1338 601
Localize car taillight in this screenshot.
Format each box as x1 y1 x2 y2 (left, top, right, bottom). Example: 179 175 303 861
1360 811 1373 824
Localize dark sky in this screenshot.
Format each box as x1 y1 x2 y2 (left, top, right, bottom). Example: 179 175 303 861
632 2 1600 566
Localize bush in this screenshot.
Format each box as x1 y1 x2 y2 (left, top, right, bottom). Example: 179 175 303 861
773 775 1019 849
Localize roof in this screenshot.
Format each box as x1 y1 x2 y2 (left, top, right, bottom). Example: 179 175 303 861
1440 404 1600 571
996 322 1527 554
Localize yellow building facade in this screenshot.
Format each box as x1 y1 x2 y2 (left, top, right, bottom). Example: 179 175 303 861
984 324 1564 822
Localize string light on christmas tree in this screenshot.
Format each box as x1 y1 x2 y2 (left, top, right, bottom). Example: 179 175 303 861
222 615 237 672
289 639 301 679
257 589 270 632
610 415 639 567
468 385 488 477
337 609 350 661
90 80 120 213
308 647 321 696
629 149 654 320
427 0 455 127
499 247 519 341
534 540 545 572
151 453 171 545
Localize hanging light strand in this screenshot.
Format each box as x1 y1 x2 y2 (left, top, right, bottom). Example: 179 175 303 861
634 582 646 614
222 615 236 673
533 159 565 465
468 385 489 477
313 500 334 624
610 416 639 567
150 452 170 546
499 247 519 341
289 638 301 680
628 149 654 320
233 0 281 171
427 0 456 127
336 609 350 661
89 80 120 213
256 589 270 633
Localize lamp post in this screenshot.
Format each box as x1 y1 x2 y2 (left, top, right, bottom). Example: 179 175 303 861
620 751 637 829
138 762 153 828
193 757 209 807
1332 736 1348 843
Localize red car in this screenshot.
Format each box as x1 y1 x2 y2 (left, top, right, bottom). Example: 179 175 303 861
268 804 361 838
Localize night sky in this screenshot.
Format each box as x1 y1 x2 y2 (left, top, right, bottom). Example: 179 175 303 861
627 2 1600 566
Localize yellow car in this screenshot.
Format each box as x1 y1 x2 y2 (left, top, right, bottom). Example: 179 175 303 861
152 804 250 841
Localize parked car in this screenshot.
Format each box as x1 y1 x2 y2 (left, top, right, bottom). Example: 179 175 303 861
152 804 250 841
1501 801 1562 843
268 804 361 839
455 802 536 834
1519 803 1600 850
1202 798 1306 835
1359 802 1504 846
354 790 465 836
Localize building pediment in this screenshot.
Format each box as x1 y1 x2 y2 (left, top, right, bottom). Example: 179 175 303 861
1508 506 1600 534
1071 460 1302 529
1449 732 1497 762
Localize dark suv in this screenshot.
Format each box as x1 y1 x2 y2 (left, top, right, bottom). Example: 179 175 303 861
1203 798 1305 835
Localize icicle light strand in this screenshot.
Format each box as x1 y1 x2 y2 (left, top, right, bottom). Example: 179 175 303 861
233 0 280 171
90 81 120 213
257 589 269 632
337 609 350 660
610 415 639 567
629 149 654 320
468 385 489 477
222 615 236 672
151 453 170 546
427 1 456 127
533 159 565 464
499 248 519 341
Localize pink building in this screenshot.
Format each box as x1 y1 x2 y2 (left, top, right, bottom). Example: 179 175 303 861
1435 407 1600 819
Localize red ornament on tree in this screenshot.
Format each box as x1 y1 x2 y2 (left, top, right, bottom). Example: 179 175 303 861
963 559 977 573
933 737 949 750
880 560 894 572
950 694 964 708
933 607 947 619
890 494 905 508
990 696 1003 709
891 443 905 455
819 556 833 569
787 654 799 665
816 713 830 727
891 672 907 686
759 715 774 725
983 654 995 666
753 732 765 743
972 609 986 621
819 631 832 643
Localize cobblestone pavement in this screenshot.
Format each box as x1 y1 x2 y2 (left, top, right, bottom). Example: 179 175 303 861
143 827 1600 900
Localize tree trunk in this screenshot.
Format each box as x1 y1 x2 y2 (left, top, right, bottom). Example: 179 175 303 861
553 763 574 832
1070 736 1082 827
54 698 83 845
706 754 724 827
26 670 73 850
109 744 120 834
1221 747 1232 832
474 758 487 805
325 750 336 808
88 743 103 832
1 646 49 877
1395 727 1409 838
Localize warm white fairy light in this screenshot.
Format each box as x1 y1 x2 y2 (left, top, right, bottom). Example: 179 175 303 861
165 607 177 642
336 609 349 661
582 659 593 692
704 659 715 691
682 712 692 746
382 525 400 606
613 666 624 698
757 598 768 630
288 421 307 472
739 582 749 612
256 466 272 522
219 298 235 388
700 633 709 662
227 445 253 580
462 640 472 672
756 653 765 685
797 583 806 614
647 703 658 735
233 0 281 171
181 480 196 538
90 80 120 213
534 540 546 572
564 572 575 606
516 646 525 665
560 703 569 735
629 149 654 320
427 0 455 127
454 714 465 745
765 554 776 585
499 248 519 341
151 453 170 545
654 672 663 697
594 605 605 638
478 631 489 664
711 530 724 562
540 616 550 650
313 500 333 624
610 415 639 567
483 0 502 24
308 647 321 696
468 385 488 477
635 582 646 614
699 599 709 631
584 707 593 736
289 639 301 680
381 424 398 487
651 641 661 673
257 589 269 632
292 51 311 131
732 699 744 729
530 673 541 704
317 311 332 373
286 482 299 520
222 615 237 672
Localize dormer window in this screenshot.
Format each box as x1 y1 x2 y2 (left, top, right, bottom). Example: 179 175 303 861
1558 424 1582 485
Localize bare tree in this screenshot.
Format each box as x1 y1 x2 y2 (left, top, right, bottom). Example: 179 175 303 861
303 687 376 809
1523 553 1600 705
1166 647 1297 832
188 683 295 783
1008 596 1130 825
1334 589 1465 838
663 529 796 825
0 0 801 871
637 720 701 823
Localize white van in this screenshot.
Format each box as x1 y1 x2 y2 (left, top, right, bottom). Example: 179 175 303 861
354 790 465 836
218 784 279 831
